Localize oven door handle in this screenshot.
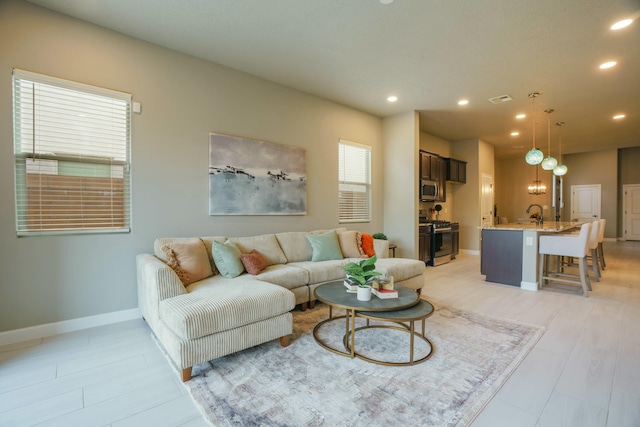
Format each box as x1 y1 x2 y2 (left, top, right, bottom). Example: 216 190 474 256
435 227 452 233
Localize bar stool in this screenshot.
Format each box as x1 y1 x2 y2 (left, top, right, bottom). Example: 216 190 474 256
538 223 592 297
564 219 602 281
597 218 606 270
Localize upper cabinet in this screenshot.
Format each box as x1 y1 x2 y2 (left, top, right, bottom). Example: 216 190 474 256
445 158 467 184
420 151 447 201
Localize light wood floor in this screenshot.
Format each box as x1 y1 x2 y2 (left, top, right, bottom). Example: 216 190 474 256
0 241 638 426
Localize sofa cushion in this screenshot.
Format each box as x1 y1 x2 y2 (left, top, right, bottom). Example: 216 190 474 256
288 260 349 284
275 228 348 263
275 231 313 263
212 241 245 278
306 230 343 262
337 230 365 258
229 234 287 266
361 233 376 257
374 258 426 282
253 264 310 290
161 279 294 340
240 249 267 275
160 238 213 285
154 236 226 275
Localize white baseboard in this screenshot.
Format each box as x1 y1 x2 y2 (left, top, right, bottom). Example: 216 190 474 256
460 249 480 256
520 281 539 291
0 308 142 347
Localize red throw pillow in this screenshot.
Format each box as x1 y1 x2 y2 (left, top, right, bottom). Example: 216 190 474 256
360 233 376 258
240 249 268 275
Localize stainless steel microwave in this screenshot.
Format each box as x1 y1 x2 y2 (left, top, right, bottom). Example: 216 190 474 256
421 179 439 201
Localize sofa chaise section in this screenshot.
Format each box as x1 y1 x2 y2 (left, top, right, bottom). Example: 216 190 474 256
137 253 294 381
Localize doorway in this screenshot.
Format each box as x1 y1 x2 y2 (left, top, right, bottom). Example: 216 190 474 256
623 184 640 241
481 173 493 227
570 184 601 222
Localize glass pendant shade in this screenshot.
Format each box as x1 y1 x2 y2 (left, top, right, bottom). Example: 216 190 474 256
541 156 558 170
553 163 568 176
525 148 544 165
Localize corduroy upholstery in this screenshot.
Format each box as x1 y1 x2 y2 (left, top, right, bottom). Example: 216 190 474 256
137 228 425 382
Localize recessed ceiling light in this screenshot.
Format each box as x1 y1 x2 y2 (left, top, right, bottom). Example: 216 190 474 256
599 61 617 69
511 131 520 136
515 114 526 119
380 0 394 4
458 99 469 106
387 95 398 102
613 114 626 120
611 19 633 30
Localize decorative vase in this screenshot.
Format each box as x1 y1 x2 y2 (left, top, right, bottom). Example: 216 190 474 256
357 286 372 301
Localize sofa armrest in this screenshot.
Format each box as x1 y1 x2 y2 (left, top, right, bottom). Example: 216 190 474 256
136 253 186 322
374 239 390 258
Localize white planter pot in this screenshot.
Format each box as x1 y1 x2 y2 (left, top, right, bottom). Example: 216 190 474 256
357 286 372 301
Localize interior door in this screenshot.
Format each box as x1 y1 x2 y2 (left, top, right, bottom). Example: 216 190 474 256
481 173 493 227
624 184 640 241
571 184 601 222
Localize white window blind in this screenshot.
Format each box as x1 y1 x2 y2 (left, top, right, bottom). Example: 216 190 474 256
338 139 371 223
12 69 131 236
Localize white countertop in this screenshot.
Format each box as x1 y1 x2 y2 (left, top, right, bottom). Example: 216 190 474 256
481 221 583 232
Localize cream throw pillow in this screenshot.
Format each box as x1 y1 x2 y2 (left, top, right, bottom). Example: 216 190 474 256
161 238 213 285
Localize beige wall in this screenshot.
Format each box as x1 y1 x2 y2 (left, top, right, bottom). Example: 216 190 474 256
562 149 618 238
619 147 640 237
383 112 419 258
496 147 633 239
495 160 554 223
0 1 385 331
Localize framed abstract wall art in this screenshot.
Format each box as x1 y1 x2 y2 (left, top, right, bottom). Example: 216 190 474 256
209 133 307 215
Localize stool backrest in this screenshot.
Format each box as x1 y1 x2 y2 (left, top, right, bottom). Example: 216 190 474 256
597 219 606 243
588 220 600 250
577 222 592 256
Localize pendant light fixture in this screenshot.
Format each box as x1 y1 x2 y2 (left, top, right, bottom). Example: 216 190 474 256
553 122 568 176
541 109 558 170
525 92 544 165
528 164 547 195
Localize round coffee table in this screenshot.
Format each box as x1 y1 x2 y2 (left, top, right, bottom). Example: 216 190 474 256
313 281 434 365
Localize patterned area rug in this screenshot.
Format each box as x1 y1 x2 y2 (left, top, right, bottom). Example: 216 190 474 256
185 302 544 427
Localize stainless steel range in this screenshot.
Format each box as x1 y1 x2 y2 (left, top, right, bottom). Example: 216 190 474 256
419 218 453 266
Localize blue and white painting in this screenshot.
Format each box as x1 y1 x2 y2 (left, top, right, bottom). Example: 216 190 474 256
209 133 307 215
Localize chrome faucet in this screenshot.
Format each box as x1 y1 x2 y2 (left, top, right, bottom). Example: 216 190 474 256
526 204 543 225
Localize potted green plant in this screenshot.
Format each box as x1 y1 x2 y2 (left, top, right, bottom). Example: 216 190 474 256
372 232 387 240
344 256 382 301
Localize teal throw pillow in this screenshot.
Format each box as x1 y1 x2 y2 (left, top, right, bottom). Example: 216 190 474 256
306 230 344 262
212 241 244 278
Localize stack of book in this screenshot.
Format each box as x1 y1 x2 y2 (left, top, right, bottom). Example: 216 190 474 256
372 288 398 299
343 279 359 292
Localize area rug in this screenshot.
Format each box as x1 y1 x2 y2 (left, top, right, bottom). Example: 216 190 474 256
184 302 544 427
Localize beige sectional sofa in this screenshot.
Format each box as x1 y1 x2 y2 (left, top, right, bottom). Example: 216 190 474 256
136 228 425 381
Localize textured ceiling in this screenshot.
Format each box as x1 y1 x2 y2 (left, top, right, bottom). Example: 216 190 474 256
28 0 640 158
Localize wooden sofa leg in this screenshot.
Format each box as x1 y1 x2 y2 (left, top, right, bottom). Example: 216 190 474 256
181 367 192 382
280 335 291 347
309 299 315 309
300 302 307 311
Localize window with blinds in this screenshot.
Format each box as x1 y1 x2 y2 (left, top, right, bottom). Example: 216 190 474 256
338 140 371 223
12 69 131 236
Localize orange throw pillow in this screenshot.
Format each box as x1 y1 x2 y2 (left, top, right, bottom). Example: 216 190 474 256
360 233 376 258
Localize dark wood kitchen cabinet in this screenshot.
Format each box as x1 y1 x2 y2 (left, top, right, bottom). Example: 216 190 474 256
419 225 432 264
420 151 447 202
451 222 459 259
446 158 467 183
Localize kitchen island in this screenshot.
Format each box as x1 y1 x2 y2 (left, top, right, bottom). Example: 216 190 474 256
480 221 583 290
